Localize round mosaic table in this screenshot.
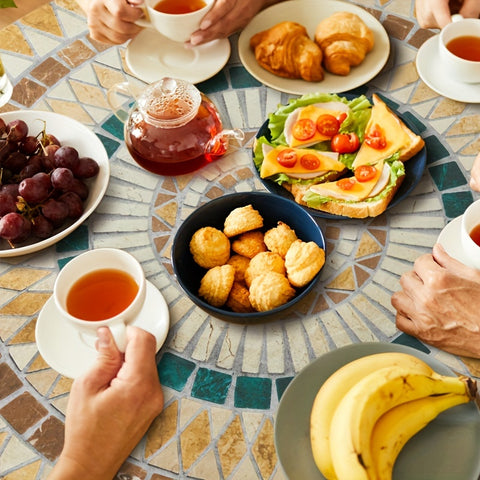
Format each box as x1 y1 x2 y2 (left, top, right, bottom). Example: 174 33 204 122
1 1 480 479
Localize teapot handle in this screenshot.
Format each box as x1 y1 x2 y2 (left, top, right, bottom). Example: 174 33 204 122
107 82 144 123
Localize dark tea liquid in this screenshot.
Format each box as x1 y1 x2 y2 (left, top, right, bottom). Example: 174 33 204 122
66 268 139 321
125 95 226 176
446 35 480 61
154 0 206 14
470 224 480 247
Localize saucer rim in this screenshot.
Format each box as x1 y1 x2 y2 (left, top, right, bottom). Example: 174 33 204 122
125 28 231 84
35 280 169 378
416 36 480 103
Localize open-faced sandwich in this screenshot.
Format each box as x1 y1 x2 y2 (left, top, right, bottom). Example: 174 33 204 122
253 93 425 218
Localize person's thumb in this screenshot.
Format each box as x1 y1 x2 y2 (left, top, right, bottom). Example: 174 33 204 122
82 327 123 391
433 243 479 281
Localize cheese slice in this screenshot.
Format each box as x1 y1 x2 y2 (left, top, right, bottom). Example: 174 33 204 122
308 161 388 201
285 103 350 148
260 144 345 179
352 100 414 169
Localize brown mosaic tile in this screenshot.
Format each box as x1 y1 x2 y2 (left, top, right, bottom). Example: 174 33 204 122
145 401 178 457
11 78 47 108
117 462 147 479
369 229 387 246
21 4 63 37
326 291 350 304
153 236 170 255
155 193 176 207
152 217 170 233
8 318 37 344
0 268 50 291
49 377 73 399
252 419 276 479
206 186 224 199
358 255 382 270
0 363 23 400
408 28 435 49
219 174 237 189
0 292 50 316
180 409 211 470
354 265 370 288
461 357 480 377
154 202 178 227
31 58 70 88
312 294 329 313
28 416 65 462
325 226 340 240
58 40 96 68
237 167 254 180
0 392 48 434
382 15 415 41
176 174 194 191
217 415 246 478
27 353 50 373
151 474 175 480
87 34 116 53
0 25 33 56
161 177 178 193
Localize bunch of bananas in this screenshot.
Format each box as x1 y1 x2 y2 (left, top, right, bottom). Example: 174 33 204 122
310 351 477 480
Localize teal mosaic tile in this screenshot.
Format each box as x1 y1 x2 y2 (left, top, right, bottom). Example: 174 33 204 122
101 116 124 140
276 376 293 401
57 255 77 270
234 376 271 409
229 66 262 89
97 133 121 158
424 135 450 164
401 111 426 134
429 162 467 191
442 191 473 219
347 86 369 96
392 333 431 354
55 224 89 252
191 368 231 404
198 71 229 94
157 352 196 392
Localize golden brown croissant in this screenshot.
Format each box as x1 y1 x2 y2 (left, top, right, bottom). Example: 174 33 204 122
250 21 324 82
314 11 374 76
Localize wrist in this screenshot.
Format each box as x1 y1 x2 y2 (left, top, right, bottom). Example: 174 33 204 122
48 453 116 480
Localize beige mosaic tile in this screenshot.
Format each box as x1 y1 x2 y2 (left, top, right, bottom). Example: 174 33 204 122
252 419 276 479
21 4 63 36
217 416 247 478
145 401 178 457
0 292 50 316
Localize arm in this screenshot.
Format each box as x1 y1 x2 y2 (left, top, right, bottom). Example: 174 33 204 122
48 326 164 480
391 243 480 358
75 0 144 44
189 0 285 46
469 152 480 192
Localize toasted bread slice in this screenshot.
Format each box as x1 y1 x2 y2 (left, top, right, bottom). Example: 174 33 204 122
352 94 425 169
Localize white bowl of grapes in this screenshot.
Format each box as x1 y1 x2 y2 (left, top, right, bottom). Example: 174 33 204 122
0 110 110 257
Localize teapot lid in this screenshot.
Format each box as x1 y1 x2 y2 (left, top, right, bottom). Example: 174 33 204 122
138 77 202 128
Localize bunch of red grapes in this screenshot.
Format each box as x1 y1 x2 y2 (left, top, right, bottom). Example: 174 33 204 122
0 116 100 247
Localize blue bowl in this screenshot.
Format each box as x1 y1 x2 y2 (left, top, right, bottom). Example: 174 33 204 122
172 192 326 323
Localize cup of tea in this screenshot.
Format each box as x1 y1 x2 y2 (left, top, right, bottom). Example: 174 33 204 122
53 248 147 352
438 16 480 84
135 0 214 43
461 199 480 269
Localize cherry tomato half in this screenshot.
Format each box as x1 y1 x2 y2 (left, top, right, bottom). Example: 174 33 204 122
300 153 320 170
365 125 387 150
336 177 356 190
354 164 377 182
316 114 340 137
337 112 348 125
277 149 298 168
292 118 316 141
331 132 360 154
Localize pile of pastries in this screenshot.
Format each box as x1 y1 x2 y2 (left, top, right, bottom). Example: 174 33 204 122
250 11 374 81
189 204 325 313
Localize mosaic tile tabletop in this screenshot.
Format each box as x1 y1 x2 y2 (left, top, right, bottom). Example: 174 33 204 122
1 1 480 479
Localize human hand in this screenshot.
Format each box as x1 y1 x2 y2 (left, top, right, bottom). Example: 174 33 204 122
415 0 480 29
77 0 145 44
469 152 480 192
189 0 281 46
391 243 480 358
48 326 163 480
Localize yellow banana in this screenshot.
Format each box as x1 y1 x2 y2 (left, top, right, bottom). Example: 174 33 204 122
371 393 472 480
310 352 434 480
329 366 475 480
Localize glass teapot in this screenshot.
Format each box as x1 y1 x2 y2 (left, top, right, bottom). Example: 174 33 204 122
108 77 244 176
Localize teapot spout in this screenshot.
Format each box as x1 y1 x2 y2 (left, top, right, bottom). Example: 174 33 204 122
205 128 245 157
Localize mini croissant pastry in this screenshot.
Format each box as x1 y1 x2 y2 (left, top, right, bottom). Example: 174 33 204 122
250 21 324 82
315 11 374 76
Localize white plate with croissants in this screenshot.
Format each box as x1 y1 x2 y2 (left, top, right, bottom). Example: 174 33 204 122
239 0 390 95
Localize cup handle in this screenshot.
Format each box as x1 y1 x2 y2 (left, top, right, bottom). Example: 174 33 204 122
107 81 144 123
451 14 464 22
108 322 127 353
134 3 152 28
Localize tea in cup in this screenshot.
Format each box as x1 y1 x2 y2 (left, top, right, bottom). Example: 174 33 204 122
135 0 214 43
439 17 480 84
461 199 480 269
53 248 147 352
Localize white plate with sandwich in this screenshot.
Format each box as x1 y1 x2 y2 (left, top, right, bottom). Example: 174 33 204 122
238 0 390 95
252 92 426 219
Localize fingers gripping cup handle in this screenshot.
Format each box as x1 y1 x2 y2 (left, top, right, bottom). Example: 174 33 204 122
106 321 128 353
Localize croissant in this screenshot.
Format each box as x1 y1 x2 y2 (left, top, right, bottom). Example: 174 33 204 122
250 21 324 82
314 11 374 76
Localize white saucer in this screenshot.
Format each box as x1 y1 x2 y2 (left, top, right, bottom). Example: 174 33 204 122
416 36 480 103
126 28 231 84
35 281 170 379
437 215 471 265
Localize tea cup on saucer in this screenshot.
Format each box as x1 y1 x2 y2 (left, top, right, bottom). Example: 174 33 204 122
439 16 480 84
460 199 480 269
53 248 147 352
135 0 214 43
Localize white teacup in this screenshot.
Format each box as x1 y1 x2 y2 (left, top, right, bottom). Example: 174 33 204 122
439 16 480 84
136 0 214 43
461 199 480 269
53 248 147 352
